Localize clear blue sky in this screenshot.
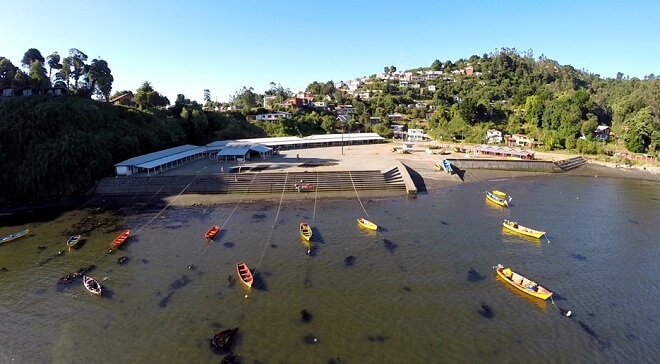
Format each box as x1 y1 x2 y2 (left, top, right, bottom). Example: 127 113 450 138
2 0 658 103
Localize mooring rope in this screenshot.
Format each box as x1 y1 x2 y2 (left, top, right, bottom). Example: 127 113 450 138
348 171 369 217
252 172 289 280
200 172 259 258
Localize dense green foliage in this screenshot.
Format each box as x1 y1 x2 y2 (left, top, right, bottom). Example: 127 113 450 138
0 96 183 202
1 47 658 205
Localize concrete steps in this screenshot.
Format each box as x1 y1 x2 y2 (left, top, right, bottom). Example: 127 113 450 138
554 156 587 171
95 169 407 196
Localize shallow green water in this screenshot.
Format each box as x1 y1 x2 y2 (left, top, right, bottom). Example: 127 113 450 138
1 174 658 363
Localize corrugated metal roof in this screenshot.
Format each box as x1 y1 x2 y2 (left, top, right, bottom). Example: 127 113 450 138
218 147 251 156
236 136 302 144
475 144 533 157
250 144 272 153
135 147 207 169
115 145 202 166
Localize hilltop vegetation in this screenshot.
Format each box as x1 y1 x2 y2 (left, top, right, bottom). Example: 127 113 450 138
0 95 262 203
1 47 658 204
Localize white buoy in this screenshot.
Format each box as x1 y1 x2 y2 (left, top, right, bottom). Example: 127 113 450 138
244 294 248 298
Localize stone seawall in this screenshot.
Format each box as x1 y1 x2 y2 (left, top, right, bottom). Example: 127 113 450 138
447 158 564 172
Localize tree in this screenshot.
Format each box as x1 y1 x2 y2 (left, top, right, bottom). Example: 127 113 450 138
46 52 61 81
58 57 73 89
28 59 50 91
580 115 599 140
204 89 211 102
430 59 442 71
0 57 17 87
21 48 45 69
12 69 30 89
321 115 335 133
135 81 168 109
86 59 113 101
68 48 88 89
384 66 390 74
390 65 397 73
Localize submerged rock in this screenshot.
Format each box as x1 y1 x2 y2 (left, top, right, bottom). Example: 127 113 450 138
210 327 238 351
220 352 239 364
301 309 312 323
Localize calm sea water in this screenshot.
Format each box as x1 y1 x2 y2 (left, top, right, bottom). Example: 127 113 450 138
0 174 658 363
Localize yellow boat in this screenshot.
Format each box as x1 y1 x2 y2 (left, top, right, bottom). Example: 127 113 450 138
300 222 312 241
502 219 545 239
486 191 508 207
495 264 553 300
357 218 378 231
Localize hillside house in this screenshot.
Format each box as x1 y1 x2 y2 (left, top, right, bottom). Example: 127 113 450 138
388 113 404 122
486 129 503 144
0 87 13 97
408 129 425 142
335 105 355 115
509 133 532 147
255 111 292 122
594 125 611 141
110 92 134 105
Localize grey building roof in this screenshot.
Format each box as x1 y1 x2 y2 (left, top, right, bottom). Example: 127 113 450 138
115 145 203 167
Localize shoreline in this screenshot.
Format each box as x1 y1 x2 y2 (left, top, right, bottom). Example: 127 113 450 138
1 144 658 214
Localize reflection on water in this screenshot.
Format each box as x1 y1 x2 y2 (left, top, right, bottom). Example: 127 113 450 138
0 175 658 363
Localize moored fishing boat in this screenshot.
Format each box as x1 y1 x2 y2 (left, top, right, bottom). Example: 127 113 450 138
236 262 253 288
300 223 312 241
83 275 102 296
502 219 545 239
205 225 220 240
495 264 553 300
442 160 453 174
357 218 378 231
486 191 508 207
66 235 82 249
109 229 130 252
434 162 443 171
0 229 30 245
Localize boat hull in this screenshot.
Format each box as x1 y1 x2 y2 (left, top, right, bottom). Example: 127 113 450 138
83 275 102 296
109 230 130 252
486 192 508 207
300 223 312 241
0 229 30 245
357 218 378 231
236 262 253 288
502 220 545 238
66 235 82 248
495 266 552 300
206 225 220 240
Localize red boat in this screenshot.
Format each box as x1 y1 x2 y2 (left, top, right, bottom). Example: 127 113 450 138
236 262 253 288
205 225 220 240
109 230 130 252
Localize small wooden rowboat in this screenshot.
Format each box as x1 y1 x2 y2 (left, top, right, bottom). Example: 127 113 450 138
83 275 102 296
357 218 378 231
434 162 443 171
495 264 553 300
205 225 220 240
109 229 130 252
486 191 508 207
236 262 253 288
66 235 82 249
1 229 30 245
300 223 312 241
502 219 545 239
